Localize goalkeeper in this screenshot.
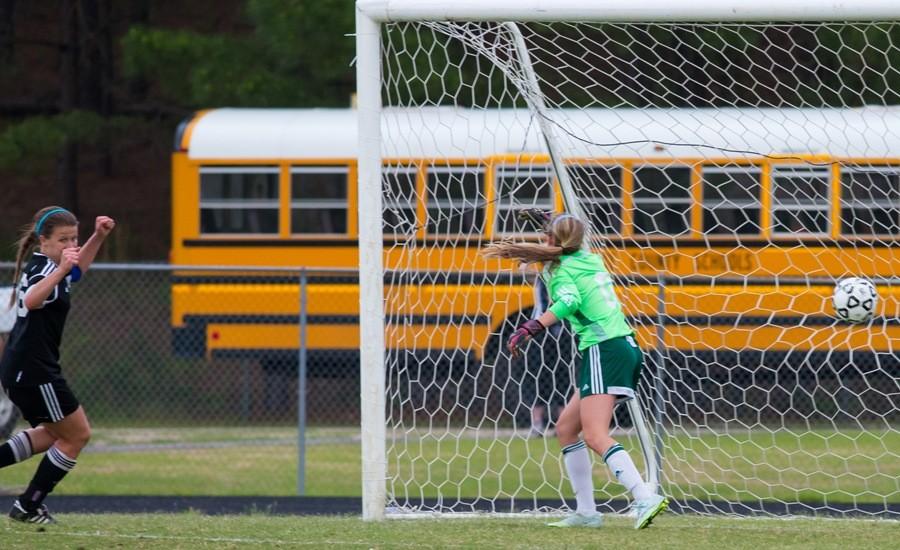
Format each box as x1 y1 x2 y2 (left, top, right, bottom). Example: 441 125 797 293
483 212 667 529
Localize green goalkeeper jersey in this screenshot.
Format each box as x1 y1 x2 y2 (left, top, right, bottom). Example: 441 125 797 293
543 249 633 350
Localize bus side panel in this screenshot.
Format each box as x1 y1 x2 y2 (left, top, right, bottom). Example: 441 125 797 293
171 152 199 264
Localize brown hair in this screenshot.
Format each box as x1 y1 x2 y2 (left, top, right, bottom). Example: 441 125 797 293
482 213 585 266
9 206 78 307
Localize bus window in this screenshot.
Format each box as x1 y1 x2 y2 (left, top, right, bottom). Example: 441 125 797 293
772 166 830 235
291 166 348 234
199 166 279 234
702 166 762 235
495 164 553 235
383 165 418 236
567 164 622 235
425 166 485 235
633 166 691 235
841 166 900 236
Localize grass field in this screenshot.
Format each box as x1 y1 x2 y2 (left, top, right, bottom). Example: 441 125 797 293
0 513 897 549
0 426 896 547
0 426 896 507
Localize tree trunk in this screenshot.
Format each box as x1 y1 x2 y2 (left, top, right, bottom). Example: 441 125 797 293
101 0 113 175
79 0 114 175
126 0 150 101
58 0 79 213
0 0 15 67
79 0 102 111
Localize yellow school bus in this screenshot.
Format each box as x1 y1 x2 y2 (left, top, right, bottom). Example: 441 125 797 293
170 107 900 373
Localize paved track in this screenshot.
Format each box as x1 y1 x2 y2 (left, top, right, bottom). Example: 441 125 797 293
34 496 899 519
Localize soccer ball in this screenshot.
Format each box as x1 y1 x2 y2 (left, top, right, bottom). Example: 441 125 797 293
832 277 878 324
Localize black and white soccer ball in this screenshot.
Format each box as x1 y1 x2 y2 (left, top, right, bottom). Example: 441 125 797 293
832 277 878 324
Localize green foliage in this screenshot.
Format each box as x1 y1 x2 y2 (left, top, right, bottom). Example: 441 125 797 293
246 0 355 82
120 9 900 110
382 23 520 108
122 0 356 108
1 426 895 504
122 26 298 107
0 111 107 171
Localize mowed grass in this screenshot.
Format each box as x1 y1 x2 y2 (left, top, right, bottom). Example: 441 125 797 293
1 513 897 549
0 426 896 506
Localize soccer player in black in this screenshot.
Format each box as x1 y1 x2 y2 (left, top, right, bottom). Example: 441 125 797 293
0 206 115 524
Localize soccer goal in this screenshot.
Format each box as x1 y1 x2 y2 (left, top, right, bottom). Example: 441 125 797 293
356 0 900 521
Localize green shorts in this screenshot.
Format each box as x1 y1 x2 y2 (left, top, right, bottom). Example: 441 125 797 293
578 335 643 400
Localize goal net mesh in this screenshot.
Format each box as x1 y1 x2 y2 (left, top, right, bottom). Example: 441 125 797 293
377 20 899 517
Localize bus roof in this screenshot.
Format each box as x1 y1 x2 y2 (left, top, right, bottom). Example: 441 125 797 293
184 106 900 160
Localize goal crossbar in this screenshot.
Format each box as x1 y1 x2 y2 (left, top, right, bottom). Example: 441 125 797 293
358 0 900 23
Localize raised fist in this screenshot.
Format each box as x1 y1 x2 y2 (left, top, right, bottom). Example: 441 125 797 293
59 247 81 273
95 216 116 236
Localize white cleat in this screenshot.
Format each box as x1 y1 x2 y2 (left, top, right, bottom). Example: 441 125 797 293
633 494 668 529
547 512 603 528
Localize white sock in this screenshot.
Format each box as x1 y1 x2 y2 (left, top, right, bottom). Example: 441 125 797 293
603 443 653 501
561 441 596 515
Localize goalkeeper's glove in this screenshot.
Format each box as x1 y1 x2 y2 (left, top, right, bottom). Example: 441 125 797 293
516 208 552 233
507 319 545 358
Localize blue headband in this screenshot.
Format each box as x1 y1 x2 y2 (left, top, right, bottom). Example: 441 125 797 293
34 208 70 236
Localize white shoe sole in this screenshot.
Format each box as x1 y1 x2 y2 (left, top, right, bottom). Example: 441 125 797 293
635 497 668 529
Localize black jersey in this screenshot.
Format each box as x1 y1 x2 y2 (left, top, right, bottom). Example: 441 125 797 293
0 253 74 387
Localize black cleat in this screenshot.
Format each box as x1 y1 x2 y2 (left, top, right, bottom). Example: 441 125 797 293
9 500 57 524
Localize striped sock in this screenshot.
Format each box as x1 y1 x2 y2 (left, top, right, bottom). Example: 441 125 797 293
562 440 596 514
603 443 652 501
19 446 77 511
0 432 33 468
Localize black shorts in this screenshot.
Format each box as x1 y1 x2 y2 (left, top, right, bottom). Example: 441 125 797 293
5 379 81 427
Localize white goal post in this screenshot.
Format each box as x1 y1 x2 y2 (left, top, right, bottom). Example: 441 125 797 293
357 0 900 521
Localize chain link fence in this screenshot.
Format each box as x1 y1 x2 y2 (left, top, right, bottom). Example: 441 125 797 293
0 263 364 496
0 264 362 427
0 263 897 499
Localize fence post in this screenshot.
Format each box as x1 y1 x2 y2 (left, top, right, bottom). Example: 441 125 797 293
297 268 308 496
652 272 667 489
241 361 250 423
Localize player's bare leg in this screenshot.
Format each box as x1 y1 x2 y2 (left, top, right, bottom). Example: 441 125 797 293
548 394 602 528
581 394 667 529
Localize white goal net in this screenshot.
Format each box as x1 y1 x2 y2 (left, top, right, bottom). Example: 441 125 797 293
356 1 900 520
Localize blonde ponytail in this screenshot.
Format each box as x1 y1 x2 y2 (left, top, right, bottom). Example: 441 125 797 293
481 213 586 267
482 241 565 265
